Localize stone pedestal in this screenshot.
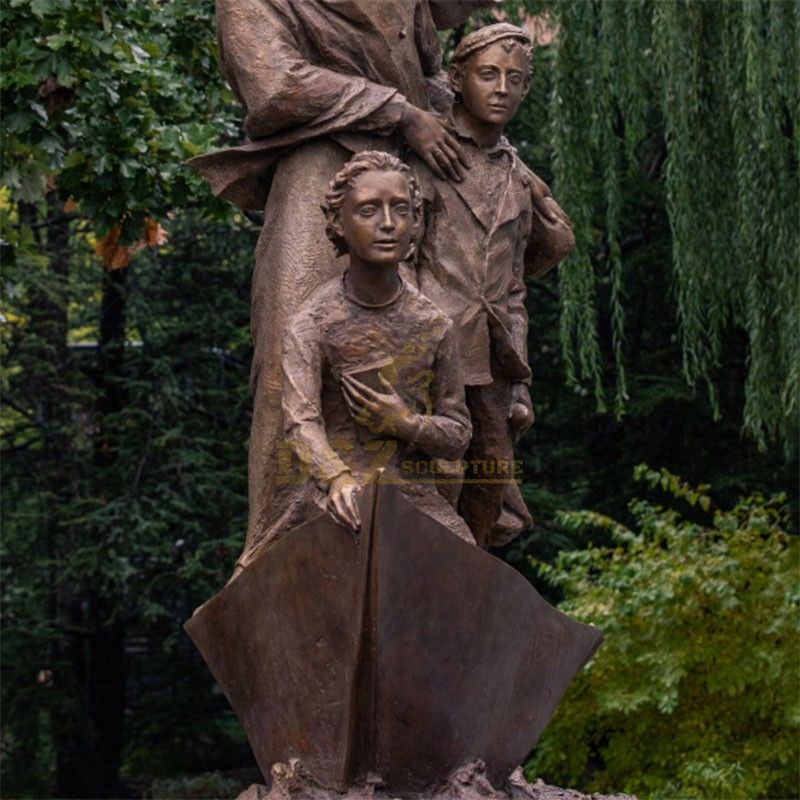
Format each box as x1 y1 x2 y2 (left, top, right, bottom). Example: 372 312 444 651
236 760 636 800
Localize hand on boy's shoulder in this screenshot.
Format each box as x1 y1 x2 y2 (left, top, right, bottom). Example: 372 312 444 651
520 164 559 224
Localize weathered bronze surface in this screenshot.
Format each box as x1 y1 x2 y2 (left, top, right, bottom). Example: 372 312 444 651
186 482 602 794
252 153 474 557
186 8 600 795
186 490 375 792
407 24 575 549
189 0 493 570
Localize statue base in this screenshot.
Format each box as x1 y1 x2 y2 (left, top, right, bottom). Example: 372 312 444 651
187 483 602 795
235 760 636 800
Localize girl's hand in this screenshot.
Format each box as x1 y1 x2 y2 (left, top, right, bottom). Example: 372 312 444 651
342 374 418 441
327 472 361 534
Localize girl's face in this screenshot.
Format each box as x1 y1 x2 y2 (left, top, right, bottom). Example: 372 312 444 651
337 170 414 268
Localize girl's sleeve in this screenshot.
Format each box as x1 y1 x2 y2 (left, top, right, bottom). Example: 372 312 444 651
409 320 472 461
282 312 351 488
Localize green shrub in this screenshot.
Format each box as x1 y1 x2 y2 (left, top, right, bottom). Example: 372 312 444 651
528 466 799 799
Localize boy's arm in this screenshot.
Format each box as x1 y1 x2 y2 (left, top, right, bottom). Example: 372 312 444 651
408 321 472 461
507 268 532 386
507 258 534 438
281 315 351 490
523 168 576 279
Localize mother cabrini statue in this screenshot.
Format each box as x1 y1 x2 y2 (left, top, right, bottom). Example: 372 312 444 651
189 0 491 575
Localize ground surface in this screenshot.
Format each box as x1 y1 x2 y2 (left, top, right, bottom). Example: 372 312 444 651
235 761 635 800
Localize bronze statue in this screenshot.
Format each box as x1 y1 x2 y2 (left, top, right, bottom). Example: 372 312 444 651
186 9 603 797
186 149 601 797
189 0 492 574
254 151 474 556
409 23 575 549
186 479 603 795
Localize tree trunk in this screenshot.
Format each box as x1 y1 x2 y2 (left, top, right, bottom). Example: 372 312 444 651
54 262 129 798
54 598 127 798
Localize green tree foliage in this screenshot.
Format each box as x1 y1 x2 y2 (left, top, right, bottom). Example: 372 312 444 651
542 0 799 449
529 467 799 799
1 1 797 796
1 0 234 236
500 1 797 588
1 1 248 795
1 209 256 796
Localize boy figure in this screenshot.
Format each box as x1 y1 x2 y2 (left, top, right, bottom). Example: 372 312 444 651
249 150 473 563
410 24 576 549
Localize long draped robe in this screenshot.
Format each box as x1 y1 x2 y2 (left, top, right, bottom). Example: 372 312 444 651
189 0 470 565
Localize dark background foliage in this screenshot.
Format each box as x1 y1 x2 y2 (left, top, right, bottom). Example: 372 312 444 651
1 1 796 798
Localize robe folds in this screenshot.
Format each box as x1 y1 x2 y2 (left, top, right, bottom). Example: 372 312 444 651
189 0 472 565
189 0 452 210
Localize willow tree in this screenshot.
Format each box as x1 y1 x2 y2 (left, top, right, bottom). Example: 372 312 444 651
536 0 798 450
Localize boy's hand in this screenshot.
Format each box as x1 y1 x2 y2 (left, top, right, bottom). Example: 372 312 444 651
509 382 534 440
327 472 361 534
399 104 468 182
342 374 418 441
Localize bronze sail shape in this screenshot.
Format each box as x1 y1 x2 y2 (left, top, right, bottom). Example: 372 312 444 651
185 482 602 794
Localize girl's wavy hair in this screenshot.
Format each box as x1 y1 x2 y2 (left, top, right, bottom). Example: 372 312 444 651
322 151 423 260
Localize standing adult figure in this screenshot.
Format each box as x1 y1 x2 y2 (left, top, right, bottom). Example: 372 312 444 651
190 0 487 573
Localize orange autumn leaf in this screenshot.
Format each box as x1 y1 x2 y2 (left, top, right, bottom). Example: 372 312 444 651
95 226 131 270
142 217 168 246
63 198 77 213
94 218 167 270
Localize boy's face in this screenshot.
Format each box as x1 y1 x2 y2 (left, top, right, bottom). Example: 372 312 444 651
453 41 529 129
337 170 414 267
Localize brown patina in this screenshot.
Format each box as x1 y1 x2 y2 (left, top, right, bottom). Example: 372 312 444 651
186 10 599 797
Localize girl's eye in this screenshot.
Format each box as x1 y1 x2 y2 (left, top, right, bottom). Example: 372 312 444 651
509 75 522 86
394 204 409 215
480 71 495 80
359 205 377 216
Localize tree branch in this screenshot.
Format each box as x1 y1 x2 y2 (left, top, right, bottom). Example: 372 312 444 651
2 395 36 420
14 213 78 230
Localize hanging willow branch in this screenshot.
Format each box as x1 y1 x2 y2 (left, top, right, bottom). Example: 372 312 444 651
550 0 605 410
542 0 798 450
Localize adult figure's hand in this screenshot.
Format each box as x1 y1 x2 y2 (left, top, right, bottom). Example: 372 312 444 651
528 171 559 224
399 104 468 182
524 170 577 279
